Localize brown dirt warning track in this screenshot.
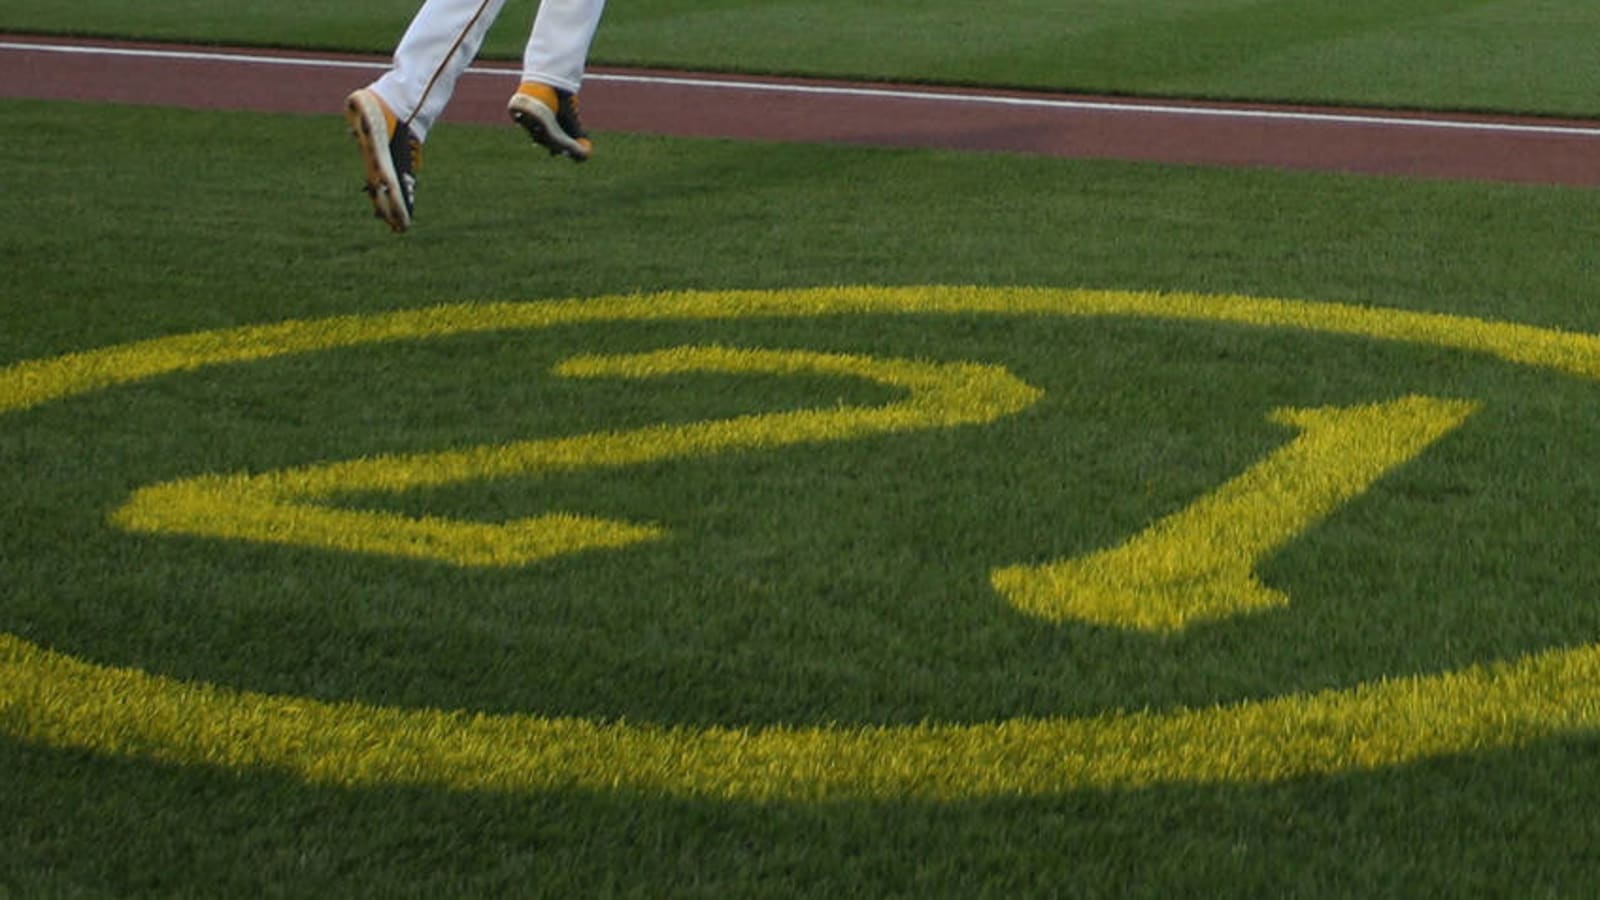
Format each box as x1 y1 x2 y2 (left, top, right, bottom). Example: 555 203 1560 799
3 34 1599 186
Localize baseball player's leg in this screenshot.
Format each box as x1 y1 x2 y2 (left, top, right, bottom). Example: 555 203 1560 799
345 0 509 231
523 0 607 93
371 0 511 140
508 0 608 161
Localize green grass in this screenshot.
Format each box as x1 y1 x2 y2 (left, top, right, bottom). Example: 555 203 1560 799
8 0 1600 115
6 98 1600 894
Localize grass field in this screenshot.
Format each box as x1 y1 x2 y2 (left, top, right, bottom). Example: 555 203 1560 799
7 3 1600 897
8 0 1600 115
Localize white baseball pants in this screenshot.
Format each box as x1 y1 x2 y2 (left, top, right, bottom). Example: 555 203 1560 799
369 0 607 140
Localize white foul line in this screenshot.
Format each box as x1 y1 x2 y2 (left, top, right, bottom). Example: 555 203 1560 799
6 39 1600 139
0 40 391 71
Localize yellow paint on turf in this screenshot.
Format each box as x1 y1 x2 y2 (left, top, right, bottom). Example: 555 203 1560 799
110 346 1040 567
5 285 1600 800
993 395 1480 632
5 631 1600 801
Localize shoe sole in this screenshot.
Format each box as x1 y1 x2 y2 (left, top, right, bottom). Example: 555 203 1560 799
508 95 591 162
344 91 410 233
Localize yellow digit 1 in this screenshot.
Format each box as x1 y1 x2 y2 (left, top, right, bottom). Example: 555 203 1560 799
111 346 1041 566
991 395 1478 633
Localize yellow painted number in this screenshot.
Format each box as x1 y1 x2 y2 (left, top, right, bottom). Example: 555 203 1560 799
111 345 1041 566
993 395 1478 631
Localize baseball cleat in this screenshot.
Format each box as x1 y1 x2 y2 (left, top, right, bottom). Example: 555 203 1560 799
344 89 420 233
508 83 592 162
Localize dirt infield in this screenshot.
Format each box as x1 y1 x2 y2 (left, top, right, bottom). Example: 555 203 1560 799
3 34 1599 186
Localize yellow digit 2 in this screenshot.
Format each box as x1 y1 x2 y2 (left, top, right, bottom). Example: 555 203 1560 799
993 395 1478 632
110 345 1042 566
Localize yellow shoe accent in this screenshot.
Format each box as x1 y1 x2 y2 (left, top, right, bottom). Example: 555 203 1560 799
515 81 561 113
